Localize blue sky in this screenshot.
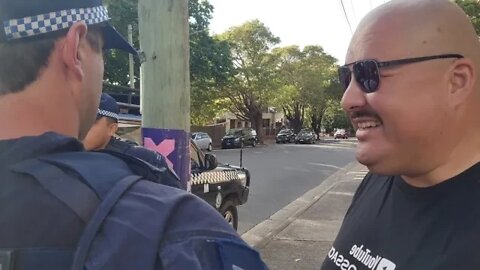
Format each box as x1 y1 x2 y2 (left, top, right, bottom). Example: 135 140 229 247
208 0 390 64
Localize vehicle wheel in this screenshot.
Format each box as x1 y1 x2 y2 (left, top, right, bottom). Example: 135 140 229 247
252 140 256 147
207 143 213 152
220 200 238 230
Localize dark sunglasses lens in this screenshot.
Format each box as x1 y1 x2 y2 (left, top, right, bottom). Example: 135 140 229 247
338 67 351 91
353 60 380 93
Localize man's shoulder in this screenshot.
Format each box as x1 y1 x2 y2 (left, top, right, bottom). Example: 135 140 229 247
92 179 266 269
107 137 159 161
349 172 395 206
125 179 238 240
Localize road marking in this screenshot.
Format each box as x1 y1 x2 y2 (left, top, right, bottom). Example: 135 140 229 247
288 144 355 150
330 191 355 196
283 166 313 173
308 163 345 170
347 171 369 175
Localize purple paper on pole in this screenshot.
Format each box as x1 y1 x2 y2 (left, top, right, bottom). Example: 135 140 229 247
142 128 190 190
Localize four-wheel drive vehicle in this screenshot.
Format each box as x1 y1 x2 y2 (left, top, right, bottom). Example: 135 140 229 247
295 130 316 144
276 129 296 143
221 128 257 149
191 132 213 151
190 141 250 230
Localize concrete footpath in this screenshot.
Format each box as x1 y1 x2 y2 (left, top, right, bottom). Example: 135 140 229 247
242 161 368 270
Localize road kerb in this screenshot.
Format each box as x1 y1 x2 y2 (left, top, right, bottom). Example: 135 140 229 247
241 161 365 248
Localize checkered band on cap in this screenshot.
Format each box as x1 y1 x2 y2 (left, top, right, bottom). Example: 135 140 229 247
3 6 110 41
97 109 119 121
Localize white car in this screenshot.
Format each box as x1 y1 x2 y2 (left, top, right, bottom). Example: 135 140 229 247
334 129 348 139
191 132 213 151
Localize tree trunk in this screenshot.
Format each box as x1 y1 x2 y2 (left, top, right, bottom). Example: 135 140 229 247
287 103 304 133
252 111 264 144
311 114 321 139
291 118 302 134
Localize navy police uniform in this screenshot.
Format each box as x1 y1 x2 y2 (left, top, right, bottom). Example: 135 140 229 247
0 1 267 269
0 133 266 269
97 92 169 171
97 93 183 189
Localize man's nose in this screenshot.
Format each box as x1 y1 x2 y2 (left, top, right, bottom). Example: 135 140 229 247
341 77 368 113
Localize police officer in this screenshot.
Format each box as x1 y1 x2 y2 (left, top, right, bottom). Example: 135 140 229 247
84 93 182 189
0 1 266 269
83 93 125 153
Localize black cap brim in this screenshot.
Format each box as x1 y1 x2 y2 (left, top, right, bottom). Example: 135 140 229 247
102 22 138 56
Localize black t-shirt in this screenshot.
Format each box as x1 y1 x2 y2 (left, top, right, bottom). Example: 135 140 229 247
321 163 480 270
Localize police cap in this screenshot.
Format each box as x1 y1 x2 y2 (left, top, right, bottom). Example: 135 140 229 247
0 0 137 55
97 93 120 122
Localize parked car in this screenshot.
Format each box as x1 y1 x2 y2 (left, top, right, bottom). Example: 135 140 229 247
191 132 213 151
190 141 250 230
334 129 349 139
295 130 316 144
221 128 257 149
116 119 250 231
276 129 296 143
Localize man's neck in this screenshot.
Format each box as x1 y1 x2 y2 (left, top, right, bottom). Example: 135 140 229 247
402 134 480 187
0 85 78 140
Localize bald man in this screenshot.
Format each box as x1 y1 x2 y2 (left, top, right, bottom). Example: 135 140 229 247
322 1 480 269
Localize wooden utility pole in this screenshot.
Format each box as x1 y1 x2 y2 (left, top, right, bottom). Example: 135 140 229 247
138 0 191 189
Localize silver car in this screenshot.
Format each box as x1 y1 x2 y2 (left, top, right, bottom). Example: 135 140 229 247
191 132 213 151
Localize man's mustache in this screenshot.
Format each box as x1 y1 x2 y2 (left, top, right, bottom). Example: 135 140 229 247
350 109 380 120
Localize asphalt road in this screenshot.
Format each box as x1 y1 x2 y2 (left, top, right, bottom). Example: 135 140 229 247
213 139 357 234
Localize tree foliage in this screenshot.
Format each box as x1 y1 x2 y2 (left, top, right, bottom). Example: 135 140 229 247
271 45 339 134
219 20 281 142
104 0 140 86
322 100 350 133
456 0 480 35
188 1 235 125
103 0 233 125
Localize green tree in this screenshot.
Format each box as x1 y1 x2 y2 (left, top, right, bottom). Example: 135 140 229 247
189 1 235 125
300 46 338 136
272 45 339 135
219 20 281 143
104 0 140 86
456 0 480 35
103 0 234 125
271 46 307 133
322 99 350 133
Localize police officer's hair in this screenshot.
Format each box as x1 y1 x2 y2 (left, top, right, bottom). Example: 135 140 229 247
0 26 103 95
99 116 118 125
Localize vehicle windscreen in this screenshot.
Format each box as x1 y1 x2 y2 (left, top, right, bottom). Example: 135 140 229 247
226 129 242 136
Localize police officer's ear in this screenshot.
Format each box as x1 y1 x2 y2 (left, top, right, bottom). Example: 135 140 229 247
108 122 118 137
61 21 89 82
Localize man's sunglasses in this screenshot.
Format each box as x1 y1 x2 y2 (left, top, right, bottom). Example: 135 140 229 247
338 54 464 93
